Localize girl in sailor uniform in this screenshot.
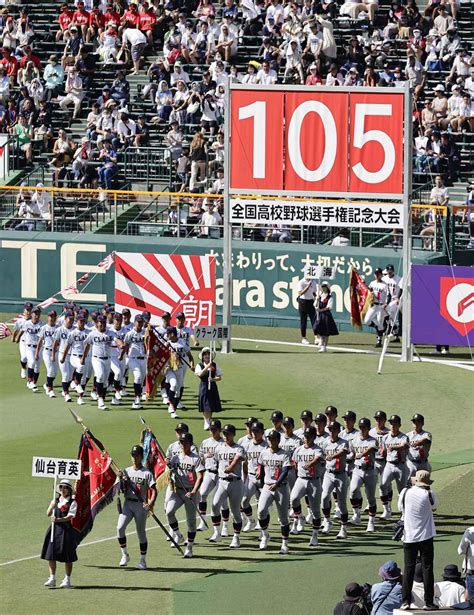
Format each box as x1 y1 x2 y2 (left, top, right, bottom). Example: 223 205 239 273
195 347 223 430
313 282 339 353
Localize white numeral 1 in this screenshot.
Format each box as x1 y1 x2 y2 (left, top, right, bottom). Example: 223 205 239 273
238 101 266 179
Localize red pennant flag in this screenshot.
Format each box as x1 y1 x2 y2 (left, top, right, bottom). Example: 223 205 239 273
144 327 170 399
0 323 12 340
349 268 372 329
71 432 119 543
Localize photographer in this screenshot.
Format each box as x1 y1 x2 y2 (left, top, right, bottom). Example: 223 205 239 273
334 582 371 615
370 561 403 614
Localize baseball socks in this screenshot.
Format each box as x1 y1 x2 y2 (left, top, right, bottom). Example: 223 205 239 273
183 532 195 558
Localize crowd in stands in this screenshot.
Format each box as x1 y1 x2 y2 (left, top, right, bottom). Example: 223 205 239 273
0 0 471 234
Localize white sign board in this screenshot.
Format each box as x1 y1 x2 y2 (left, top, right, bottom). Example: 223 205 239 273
194 326 231 340
305 265 336 280
230 199 404 229
32 456 82 480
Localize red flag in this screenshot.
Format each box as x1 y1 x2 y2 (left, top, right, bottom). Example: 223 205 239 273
0 323 12 339
145 326 170 399
71 432 119 542
349 268 372 328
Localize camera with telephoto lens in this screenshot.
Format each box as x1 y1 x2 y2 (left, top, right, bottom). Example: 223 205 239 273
360 583 373 614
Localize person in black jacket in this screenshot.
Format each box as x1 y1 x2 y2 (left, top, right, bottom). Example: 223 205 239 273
334 583 368 615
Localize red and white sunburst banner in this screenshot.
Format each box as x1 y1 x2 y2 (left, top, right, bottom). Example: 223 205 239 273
114 253 216 327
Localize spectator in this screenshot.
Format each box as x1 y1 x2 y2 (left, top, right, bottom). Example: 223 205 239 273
63 26 83 61
97 24 119 65
56 3 74 42
334 582 366 615
134 115 150 149
433 6 454 36
331 228 350 247
86 6 105 44
43 55 64 102
59 66 84 119
0 47 19 86
95 103 116 144
0 65 9 102
189 131 207 190
110 70 130 108
17 60 40 89
420 175 449 249
19 46 41 71
152 80 173 123
200 202 222 238
121 27 147 75
114 111 136 150
434 564 466 608
75 46 95 90
216 24 237 62
370 561 403 615
85 101 100 140
326 63 344 86
141 57 170 102
398 470 438 611
71 0 90 42
257 60 278 84
31 183 53 223
12 114 33 166
457 526 474 606
98 139 118 189
451 93 473 133
439 133 460 184
139 4 157 47
72 135 92 180
165 119 183 162
170 60 190 87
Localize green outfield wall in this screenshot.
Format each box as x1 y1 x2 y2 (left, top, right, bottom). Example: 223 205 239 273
0 232 438 330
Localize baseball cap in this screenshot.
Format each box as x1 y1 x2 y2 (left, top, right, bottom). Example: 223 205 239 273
97 315 106 322
64 311 74 318
130 445 144 456
359 418 371 429
328 421 342 432
142 310 151 321
122 308 131 315
179 432 193 444
304 426 317 439
175 311 185 319
31 307 41 314
300 410 313 420
175 423 189 433
325 405 337 415
251 421 265 432
283 416 294 426
434 84 445 92
48 310 57 317
166 326 177 336
134 314 144 322
244 416 258 426
375 267 383 274
374 410 387 420
267 429 281 441
222 424 236 434
386 264 394 272
209 419 221 430
24 302 33 310
105 306 115 314
271 411 284 421
76 311 87 321
388 414 401 424
343 411 356 421
161 311 171 319
412 413 424 422
113 312 122 319
314 413 327 423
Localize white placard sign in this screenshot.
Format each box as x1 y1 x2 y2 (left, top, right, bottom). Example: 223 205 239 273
194 326 231 340
305 265 336 280
32 456 82 480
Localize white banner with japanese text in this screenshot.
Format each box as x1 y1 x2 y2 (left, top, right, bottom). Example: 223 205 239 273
32 456 82 480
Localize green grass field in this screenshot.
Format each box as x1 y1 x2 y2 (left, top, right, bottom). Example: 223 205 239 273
1 322 472 615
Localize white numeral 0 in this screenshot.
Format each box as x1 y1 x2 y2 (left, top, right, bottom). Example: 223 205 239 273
352 103 395 184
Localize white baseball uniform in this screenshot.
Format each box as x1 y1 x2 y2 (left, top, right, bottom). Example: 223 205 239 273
22 319 44 372
364 280 389 330
38 323 58 378
54 324 75 383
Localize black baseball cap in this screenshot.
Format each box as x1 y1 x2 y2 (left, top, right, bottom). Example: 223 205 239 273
375 267 383 274
179 432 193 444
304 426 317 439
267 429 281 441
130 445 144 456
328 421 342 432
389 414 401 424
135 314 144 322
374 411 387 420
412 414 424 422
122 308 131 315
222 424 236 434
176 311 185 319
106 306 115 314
31 307 41 314
24 302 33 310
113 312 123 320
209 419 221 430
175 422 189 433
283 416 294 426
343 411 356 421
244 416 258 426
386 264 395 272
325 405 337 415
48 310 57 317
142 310 151 321
64 311 74 318
97 315 106 322
359 418 371 429
76 311 87 321
314 413 327 423
300 410 313 420
161 311 171 319
166 326 177 336
251 421 264 432
271 411 284 421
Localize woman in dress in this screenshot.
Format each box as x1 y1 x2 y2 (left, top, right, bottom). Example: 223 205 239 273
313 281 339 353
195 347 222 430
41 479 78 589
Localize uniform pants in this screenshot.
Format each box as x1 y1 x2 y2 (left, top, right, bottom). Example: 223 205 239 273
241 474 260 510
298 299 316 338
26 345 40 372
166 488 199 533
42 348 58 378
19 339 27 363
59 355 74 383
117 499 148 543
364 305 387 331
128 357 146 385
257 484 290 527
92 356 111 384
406 459 431 481
380 462 408 499
70 353 90 385
110 353 125 383
199 471 218 502
350 467 377 508
211 479 243 524
386 300 400 333
321 471 348 514
290 477 321 521
166 366 185 394
287 467 297 491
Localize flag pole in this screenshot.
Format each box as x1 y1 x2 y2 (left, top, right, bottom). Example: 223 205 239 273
50 474 58 544
139 416 209 529
68 409 184 553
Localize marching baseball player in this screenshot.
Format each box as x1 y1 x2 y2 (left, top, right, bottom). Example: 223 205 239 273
257 430 292 554
280 417 301 493
237 417 258 451
109 313 126 406
117 445 157 570
175 312 194 409
265 411 285 437
294 410 313 439
382 264 402 341
118 315 147 410
157 312 171 404
166 432 204 558
165 326 189 419
105 306 115 326
364 267 389 347
197 419 223 532
210 424 246 547
348 418 378 532
120 308 133 394
12 301 33 379
290 427 324 546
61 311 89 405
369 411 389 479
17 306 43 392
52 311 75 402
379 414 409 520
306 413 329 524
82 315 116 410
36 310 58 397
406 414 432 478
325 405 338 425
340 411 360 520
241 421 267 532
321 421 350 539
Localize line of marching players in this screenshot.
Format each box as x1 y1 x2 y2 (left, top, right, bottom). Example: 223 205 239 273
11 301 202 416
112 406 432 563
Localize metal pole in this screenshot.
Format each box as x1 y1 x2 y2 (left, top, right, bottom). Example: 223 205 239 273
222 82 232 353
401 84 413 363
113 193 117 235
